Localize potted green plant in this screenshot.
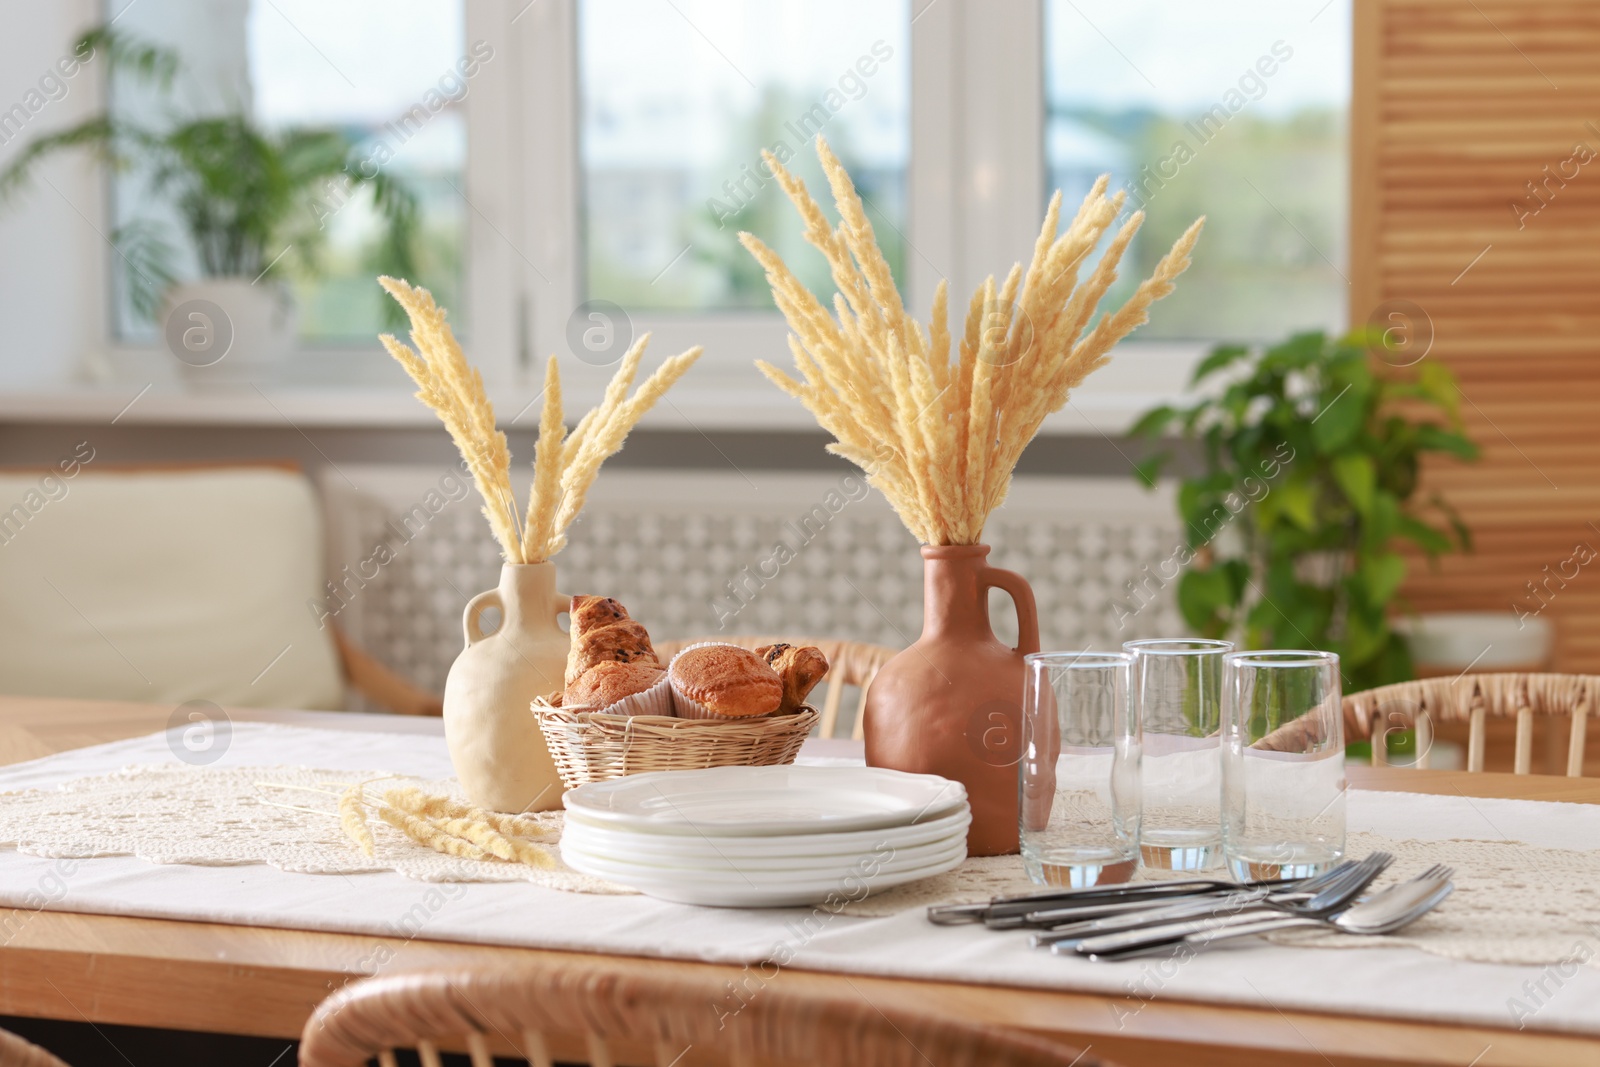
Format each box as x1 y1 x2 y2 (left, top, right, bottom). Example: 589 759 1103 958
0 27 419 380
1131 330 1479 692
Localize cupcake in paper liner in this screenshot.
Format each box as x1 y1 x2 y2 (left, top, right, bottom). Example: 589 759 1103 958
667 642 784 720
564 662 672 717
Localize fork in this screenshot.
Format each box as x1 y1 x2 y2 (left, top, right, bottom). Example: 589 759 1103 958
1017 856 1371 932
1031 852 1393 948
975 862 1367 930
1071 864 1453 961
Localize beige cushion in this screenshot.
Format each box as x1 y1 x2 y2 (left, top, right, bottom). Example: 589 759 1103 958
0 465 344 710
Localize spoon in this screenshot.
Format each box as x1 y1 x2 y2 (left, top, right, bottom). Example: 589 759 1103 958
1073 865 1454 961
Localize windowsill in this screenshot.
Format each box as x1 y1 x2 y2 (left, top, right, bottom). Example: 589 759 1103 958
0 341 1207 434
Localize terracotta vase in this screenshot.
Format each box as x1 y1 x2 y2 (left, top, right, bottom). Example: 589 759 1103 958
443 563 569 813
864 544 1040 856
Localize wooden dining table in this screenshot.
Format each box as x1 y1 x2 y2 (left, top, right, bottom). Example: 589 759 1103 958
1 694 1597 1067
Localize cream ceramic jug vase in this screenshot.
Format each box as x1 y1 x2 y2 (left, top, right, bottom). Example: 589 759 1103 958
443 563 569 812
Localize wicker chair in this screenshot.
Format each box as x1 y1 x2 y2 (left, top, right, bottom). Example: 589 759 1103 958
1343 673 1600 776
298 961 1106 1067
0 1029 69 1067
655 635 898 740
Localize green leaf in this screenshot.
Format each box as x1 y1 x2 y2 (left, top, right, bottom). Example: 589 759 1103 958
110 221 177 322
1310 389 1366 453
1332 453 1377 515
1342 605 1390 666
1395 515 1453 555
77 27 181 87
1365 490 1400 549
1262 332 1327 372
1274 477 1319 532
1132 453 1169 489
1416 361 1462 422
1360 552 1407 606
1328 350 1375 397
1220 558 1252 602
1177 569 1235 633
1415 425 1479 461
1190 344 1249 384
1128 405 1178 439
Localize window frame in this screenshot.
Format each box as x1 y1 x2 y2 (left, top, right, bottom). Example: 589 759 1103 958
93 0 1222 407
516 0 1065 394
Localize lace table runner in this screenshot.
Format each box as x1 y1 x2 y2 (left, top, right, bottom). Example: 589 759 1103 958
0 764 629 895
4 761 1600 970
849 833 1600 969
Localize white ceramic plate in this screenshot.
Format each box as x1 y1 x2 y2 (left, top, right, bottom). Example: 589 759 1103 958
560 824 968 873
562 766 967 837
559 840 967 908
559 837 965 884
561 805 972 860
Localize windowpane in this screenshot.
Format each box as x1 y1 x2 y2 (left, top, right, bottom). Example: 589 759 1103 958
1045 0 1350 340
579 0 910 312
108 0 467 342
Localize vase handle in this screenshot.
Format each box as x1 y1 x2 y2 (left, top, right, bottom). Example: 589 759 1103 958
462 589 503 646
981 566 1040 656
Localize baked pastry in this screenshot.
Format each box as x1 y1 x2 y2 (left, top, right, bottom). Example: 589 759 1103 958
566 661 665 709
755 643 829 713
565 595 660 686
668 645 784 719
570 595 629 632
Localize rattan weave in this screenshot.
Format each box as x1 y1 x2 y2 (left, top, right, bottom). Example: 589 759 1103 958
535 705 817 789
298 960 1109 1067
0 1029 69 1067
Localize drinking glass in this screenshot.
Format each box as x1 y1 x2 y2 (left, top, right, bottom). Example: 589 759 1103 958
1222 650 1346 880
1124 638 1233 870
1019 652 1141 887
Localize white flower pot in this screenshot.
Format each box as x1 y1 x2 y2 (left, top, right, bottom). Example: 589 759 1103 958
161 278 297 386
1395 611 1554 673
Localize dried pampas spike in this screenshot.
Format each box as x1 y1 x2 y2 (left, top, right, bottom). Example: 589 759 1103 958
379 278 702 563
742 137 1202 545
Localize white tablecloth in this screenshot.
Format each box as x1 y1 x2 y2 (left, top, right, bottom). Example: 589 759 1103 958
2 719 1599 1038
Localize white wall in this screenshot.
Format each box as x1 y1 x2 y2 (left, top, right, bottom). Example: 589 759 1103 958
0 0 105 387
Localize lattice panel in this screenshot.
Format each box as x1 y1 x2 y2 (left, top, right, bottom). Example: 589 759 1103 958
320 469 1185 702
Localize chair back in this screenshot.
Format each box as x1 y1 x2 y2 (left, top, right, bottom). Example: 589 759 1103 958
299 961 1106 1067
1343 672 1600 775
654 635 898 739
0 463 343 710
0 1028 70 1067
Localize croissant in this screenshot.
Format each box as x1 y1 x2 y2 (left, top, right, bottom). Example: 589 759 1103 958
565 594 660 686
755 643 829 713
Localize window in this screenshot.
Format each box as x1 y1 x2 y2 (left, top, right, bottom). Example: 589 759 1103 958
577 0 910 312
107 0 468 343
24 1 1351 397
1044 0 1351 340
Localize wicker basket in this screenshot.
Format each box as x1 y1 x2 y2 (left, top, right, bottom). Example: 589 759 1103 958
535 705 819 789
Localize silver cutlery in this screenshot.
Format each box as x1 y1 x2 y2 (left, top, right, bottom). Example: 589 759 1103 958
968 868 1349 929
926 874 1314 927
1029 852 1392 948
1071 864 1454 961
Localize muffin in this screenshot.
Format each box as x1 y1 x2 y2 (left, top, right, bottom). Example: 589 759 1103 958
566 661 662 706
668 644 784 719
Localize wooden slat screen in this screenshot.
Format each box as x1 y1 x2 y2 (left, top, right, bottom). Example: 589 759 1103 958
1352 0 1600 671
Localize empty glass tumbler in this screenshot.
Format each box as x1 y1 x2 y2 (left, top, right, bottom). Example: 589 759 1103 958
1222 650 1346 880
1124 638 1233 870
1019 652 1141 887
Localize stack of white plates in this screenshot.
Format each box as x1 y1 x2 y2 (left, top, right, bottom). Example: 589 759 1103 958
560 765 970 907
